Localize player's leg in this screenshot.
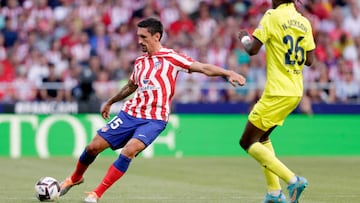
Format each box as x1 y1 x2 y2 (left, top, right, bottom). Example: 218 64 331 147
241 96 307 202
85 119 167 202
240 122 286 203
244 125 307 203
75 135 110 180
87 138 145 202
260 130 286 202
60 134 110 196
241 121 296 182
261 140 282 192
260 128 280 189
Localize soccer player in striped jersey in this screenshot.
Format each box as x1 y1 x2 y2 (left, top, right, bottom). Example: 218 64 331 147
59 17 246 203
238 0 315 203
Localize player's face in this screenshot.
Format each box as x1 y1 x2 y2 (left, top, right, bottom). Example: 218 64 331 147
137 27 158 53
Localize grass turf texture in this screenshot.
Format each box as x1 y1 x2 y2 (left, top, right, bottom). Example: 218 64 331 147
0 157 359 203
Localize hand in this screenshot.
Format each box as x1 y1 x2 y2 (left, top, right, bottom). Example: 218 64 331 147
238 30 250 40
228 70 246 87
101 102 111 120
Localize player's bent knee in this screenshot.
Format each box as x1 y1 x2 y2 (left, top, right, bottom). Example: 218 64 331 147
86 140 109 155
85 143 102 155
122 145 145 158
86 134 111 155
121 146 140 159
239 138 250 151
122 139 146 158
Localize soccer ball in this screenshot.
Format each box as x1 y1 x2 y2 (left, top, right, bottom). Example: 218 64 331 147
34 177 61 202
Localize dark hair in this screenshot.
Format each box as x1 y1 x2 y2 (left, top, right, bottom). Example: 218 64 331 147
137 17 163 40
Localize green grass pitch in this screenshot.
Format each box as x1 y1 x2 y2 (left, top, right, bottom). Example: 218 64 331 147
0 157 359 203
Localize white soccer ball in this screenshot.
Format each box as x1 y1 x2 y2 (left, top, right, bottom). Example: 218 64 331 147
34 177 61 202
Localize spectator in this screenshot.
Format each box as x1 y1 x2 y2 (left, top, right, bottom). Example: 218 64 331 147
231 38 251 66
1 17 18 48
306 61 336 103
209 0 231 21
30 0 54 23
227 63 257 103
110 23 134 50
247 54 266 100
10 66 37 102
63 62 81 102
316 62 337 103
99 38 118 69
0 59 15 101
106 0 133 31
194 2 218 46
201 77 228 103
89 23 109 56
0 0 358 107
77 55 99 101
343 35 360 83
93 69 116 102
46 39 62 67
159 0 180 29
324 42 341 81
1 0 23 30
70 32 91 64
53 0 72 22
27 50 49 88
168 9 195 37
59 20 82 53
324 6 344 40
76 0 98 33
206 37 229 68
39 62 64 101
0 33 7 61
335 64 360 102
343 3 360 37
132 2 159 19
46 39 69 77
173 74 203 103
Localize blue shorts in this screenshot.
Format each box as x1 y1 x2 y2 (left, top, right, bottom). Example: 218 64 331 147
97 111 167 150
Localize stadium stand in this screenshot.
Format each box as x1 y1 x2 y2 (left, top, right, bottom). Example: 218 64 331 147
0 0 360 114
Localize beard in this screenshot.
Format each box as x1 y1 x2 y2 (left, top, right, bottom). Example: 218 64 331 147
140 44 148 52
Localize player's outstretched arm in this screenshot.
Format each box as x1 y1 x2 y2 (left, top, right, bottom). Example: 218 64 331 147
305 50 315 66
101 80 138 119
238 30 263 56
189 61 246 86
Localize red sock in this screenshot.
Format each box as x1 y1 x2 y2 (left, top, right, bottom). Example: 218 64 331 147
94 165 124 198
70 161 89 182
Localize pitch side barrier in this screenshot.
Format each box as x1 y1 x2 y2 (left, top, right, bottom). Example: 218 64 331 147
0 114 359 158
1 101 360 114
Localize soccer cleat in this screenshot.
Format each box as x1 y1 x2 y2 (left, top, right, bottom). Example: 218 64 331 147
59 177 84 196
262 192 286 203
84 191 99 203
287 176 308 203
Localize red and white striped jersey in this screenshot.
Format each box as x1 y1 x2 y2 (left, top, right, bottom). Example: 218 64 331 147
122 47 194 122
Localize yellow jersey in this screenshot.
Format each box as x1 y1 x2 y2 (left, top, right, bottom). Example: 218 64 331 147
252 3 316 96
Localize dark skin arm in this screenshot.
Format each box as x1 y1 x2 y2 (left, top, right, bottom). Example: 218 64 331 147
101 80 138 119
305 49 315 66
238 31 263 56
238 30 316 66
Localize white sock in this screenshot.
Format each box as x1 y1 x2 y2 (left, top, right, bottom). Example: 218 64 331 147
288 176 297 184
269 190 281 196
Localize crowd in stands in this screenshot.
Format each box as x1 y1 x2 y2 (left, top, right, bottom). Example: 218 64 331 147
0 0 360 113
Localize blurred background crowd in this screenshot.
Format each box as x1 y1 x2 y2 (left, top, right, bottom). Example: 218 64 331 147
0 0 360 114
